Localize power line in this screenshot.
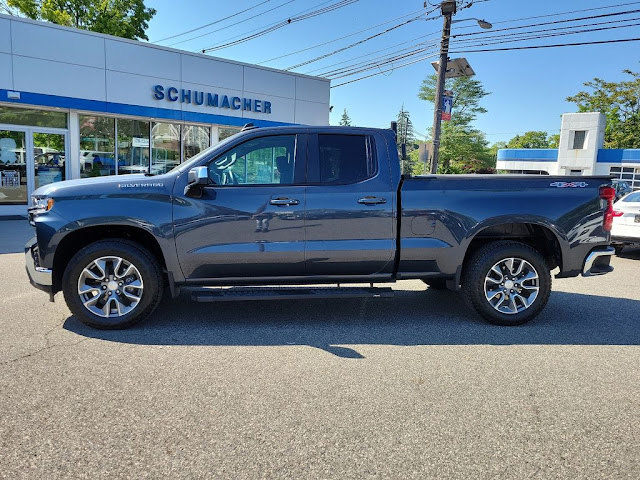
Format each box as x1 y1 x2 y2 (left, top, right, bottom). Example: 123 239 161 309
451 18 640 49
331 36 640 88
304 31 440 74
332 52 440 88
285 6 439 70
450 36 640 53
318 13 640 80
154 1 275 44
477 0 640 28
312 1 640 76
453 8 640 37
330 44 440 79
165 0 297 47
256 7 428 65
316 37 440 77
201 0 359 53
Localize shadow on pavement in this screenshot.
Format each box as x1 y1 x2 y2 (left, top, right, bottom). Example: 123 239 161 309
63 289 640 357
616 246 640 260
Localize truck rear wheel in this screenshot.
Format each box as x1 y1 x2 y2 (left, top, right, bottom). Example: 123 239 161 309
62 240 163 329
462 241 551 326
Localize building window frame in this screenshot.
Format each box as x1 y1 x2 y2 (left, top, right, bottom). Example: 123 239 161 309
571 130 587 150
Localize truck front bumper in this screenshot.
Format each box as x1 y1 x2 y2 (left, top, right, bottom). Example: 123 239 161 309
25 236 54 297
582 246 615 277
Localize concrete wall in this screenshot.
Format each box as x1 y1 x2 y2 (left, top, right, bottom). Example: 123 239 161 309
556 112 606 175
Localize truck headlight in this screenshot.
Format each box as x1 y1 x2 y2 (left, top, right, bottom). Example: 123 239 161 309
30 196 55 213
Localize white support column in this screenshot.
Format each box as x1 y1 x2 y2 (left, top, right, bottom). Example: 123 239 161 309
211 125 219 146
69 111 81 180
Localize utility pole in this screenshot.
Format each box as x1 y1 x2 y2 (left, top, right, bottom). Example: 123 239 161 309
429 0 456 174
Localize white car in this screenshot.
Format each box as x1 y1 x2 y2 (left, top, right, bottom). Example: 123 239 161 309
611 191 640 254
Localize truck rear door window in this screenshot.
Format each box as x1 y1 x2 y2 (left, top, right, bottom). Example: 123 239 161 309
318 134 376 184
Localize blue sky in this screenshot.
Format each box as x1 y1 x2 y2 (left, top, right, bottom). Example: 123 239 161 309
145 0 640 144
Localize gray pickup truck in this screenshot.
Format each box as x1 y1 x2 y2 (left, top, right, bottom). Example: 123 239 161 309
25 126 616 329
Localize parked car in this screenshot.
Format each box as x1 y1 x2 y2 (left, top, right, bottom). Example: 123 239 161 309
26 126 615 329
611 190 640 254
612 179 633 200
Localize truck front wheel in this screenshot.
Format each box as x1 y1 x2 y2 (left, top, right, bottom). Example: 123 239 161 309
62 240 163 329
462 241 551 326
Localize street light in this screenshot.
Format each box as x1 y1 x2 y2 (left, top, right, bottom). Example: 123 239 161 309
453 18 493 30
428 3 492 174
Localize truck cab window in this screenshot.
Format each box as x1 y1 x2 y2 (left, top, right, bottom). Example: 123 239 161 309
318 134 375 184
208 135 296 185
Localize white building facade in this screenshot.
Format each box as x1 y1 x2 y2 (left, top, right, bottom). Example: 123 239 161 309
497 112 640 190
0 14 330 215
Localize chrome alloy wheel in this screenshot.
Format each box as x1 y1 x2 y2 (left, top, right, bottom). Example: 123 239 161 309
77 256 144 318
483 257 539 315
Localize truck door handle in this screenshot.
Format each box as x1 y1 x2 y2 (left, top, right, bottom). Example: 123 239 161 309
358 196 387 205
270 197 300 206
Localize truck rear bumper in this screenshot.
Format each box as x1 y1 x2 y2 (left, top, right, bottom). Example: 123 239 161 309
25 236 54 297
582 246 615 277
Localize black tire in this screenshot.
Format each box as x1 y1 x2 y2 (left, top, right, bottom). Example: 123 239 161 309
462 241 551 326
62 240 163 329
614 245 624 256
421 279 448 290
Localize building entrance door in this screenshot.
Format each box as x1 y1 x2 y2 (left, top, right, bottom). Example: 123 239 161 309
0 127 68 206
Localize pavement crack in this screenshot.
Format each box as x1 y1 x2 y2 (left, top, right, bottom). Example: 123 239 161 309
0 318 89 366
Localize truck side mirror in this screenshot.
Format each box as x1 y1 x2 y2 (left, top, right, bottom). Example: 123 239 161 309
185 166 209 197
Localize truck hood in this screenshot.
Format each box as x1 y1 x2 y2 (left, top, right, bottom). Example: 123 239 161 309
32 174 171 197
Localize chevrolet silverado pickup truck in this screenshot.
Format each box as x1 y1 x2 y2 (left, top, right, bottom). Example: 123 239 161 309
25 126 615 329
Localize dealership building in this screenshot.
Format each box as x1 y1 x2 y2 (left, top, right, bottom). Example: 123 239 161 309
0 13 330 215
497 112 640 190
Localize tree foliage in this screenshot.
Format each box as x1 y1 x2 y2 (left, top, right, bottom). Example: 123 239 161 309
566 70 640 148
396 106 415 146
396 106 419 173
419 74 493 172
339 108 351 126
6 0 156 40
507 131 553 149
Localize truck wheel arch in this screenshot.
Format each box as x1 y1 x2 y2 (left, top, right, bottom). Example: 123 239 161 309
51 225 168 293
456 221 565 289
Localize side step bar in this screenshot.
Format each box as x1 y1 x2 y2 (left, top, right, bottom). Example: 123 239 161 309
190 286 395 303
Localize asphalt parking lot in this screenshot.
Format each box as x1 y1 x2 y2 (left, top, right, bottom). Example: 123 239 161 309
1 219 638 479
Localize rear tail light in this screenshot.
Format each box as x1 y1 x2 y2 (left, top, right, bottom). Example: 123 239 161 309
612 210 624 217
600 186 616 231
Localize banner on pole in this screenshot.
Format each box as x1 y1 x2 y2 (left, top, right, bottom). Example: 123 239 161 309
442 90 453 121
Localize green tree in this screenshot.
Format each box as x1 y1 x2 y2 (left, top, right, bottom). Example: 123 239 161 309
548 134 560 148
5 0 156 40
396 106 418 172
566 70 640 148
489 141 507 161
507 131 551 148
339 108 351 126
419 74 493 172
396 106 415 147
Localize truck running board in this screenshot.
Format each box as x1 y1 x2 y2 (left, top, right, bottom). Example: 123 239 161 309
190 286 395 303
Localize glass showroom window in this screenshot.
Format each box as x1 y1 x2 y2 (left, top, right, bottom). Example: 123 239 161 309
183 124 210 161
0 130 27 205
0 105 67 128
151 122 180 175
117 119 150 175
79 115 115 177
218 126 241 142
